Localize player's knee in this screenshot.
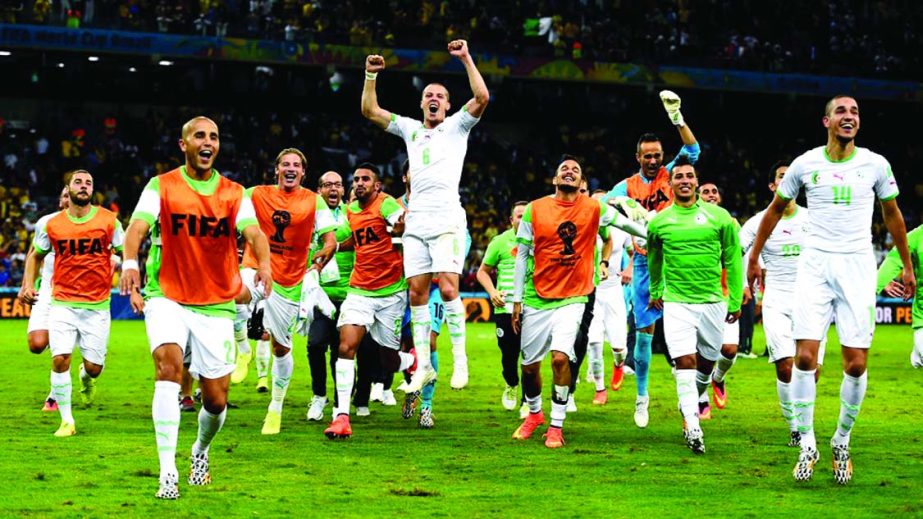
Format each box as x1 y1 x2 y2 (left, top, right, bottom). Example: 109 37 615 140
794 350 816 370
271 342 290 358
721 343 738 359
843 359 866 378
28 339 48 354
550 353 570 373
521 362 540 377
202 394 227 413
52 354 71 372
673 354 696 370
155 362 182 383
83 362 103 378
337 343 356 360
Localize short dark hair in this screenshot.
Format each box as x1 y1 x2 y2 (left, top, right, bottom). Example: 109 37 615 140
768 160 789 184
592 189 607 196
558 154 580 167
824 94 855 117
355 162 381 182
63 169 90 187
636 133 661 152
671 155 695 171
511 200 528 213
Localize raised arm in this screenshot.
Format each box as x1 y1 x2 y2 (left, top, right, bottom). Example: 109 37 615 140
448 40 490 118
746 195 787 294
880 198 916 300
360 55 393 129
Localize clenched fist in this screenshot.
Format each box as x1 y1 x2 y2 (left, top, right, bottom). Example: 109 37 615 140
366 55 385 73
447 39 469 59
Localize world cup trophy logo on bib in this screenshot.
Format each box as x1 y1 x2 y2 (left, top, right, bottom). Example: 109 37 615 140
557 221 577 255
270 210 291 242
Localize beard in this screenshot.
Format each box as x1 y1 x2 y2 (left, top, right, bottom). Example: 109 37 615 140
69 191 91 207
557 183 579 193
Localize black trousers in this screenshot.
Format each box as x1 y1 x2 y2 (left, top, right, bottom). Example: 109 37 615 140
569 291 596 395
494 313 521 387
306 303 378 407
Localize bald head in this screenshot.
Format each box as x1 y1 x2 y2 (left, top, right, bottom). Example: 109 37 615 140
181 116 218 140
318 170 345 209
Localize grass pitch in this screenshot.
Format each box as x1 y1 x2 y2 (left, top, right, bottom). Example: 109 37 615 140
0 320 921 517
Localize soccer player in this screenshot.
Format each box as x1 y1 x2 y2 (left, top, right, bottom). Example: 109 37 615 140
511 157 646 449
19 170 124 437
361 38 489 392
477 201 527 412
120 116 272 499
746 95 915 483
877 224 922 367
603 90 701 428
323 164 416 439
739 161 822 447
306 171 357 421
234 148 337 435
585 190 633 405
696 182 749 418
22 186 69 412
646 158 742 454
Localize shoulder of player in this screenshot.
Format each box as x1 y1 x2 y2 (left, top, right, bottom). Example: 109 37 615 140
36 212 59 226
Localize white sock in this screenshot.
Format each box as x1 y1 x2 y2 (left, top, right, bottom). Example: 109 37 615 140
791 367 817 449
695 370 711 400
334 358 355 417
776 379 796 432
51 370 73 423
152 380 181 481
398 351 415 372
443 297 467 366
713 352 736 383
550 385 568 428
410 305 432 370
612 347 626 366
525 393 542 414
192 407 226 456
675 369 699 430
233 319 251 356
268 351 293 413
833 371 867 446
255 340 271 378
589 341 605 391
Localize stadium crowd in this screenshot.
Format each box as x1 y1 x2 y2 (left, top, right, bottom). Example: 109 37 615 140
1 81 917 290
4 0 922 80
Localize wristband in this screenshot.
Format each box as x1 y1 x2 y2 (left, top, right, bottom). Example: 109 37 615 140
122 259 139 272
365 71 378 81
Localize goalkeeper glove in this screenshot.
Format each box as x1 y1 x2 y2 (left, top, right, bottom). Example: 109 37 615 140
610 196 655 224
659 90 684 127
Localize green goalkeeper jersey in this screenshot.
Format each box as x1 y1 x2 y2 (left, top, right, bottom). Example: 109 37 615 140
647 199 743 312
876 225 922 329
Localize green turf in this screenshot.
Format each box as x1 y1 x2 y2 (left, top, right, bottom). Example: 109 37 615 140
1 320 921 517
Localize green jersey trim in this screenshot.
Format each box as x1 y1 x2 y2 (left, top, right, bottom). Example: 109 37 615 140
65 206 99 224
179 166 221 195
822 147 857 164
51 298 110 310
273 281 302 302
347 278 408 297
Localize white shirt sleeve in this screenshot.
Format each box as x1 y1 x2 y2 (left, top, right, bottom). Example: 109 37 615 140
33 218 52 253
236 193 257 232
873 156 900 200
446 108 480 134
739 213 759 254
111 219 125 249
131 181 161 222
385 114 420 139
776 158 803 201
385 206 405 226
314 202 336 233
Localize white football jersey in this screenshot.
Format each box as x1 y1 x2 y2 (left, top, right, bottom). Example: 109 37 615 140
740 206 809 293
777 146 898 254
386 109 479 214
33 211 59 297
598 227 632 290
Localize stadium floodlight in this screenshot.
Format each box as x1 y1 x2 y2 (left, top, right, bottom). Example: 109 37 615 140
57 62 64 68
129 67 137 72
88 56 99 62
158 60 174 66
0 50 11 56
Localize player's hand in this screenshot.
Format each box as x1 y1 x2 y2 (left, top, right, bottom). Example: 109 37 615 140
129 288 145 314
726 310 741 324
119 267 140 296
255 267 272 297
512 302 522 335
647 298 663 311
620 269 632 285
746 256 761 296
659 90 685 126
599 262 610 281
488 289 505 309
609 196 652 224
742 286 752 306
883 280 905 298
901 267 916 301
447 39 470 59
366 55 385 73
392 212 406 236
17 286 37 306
